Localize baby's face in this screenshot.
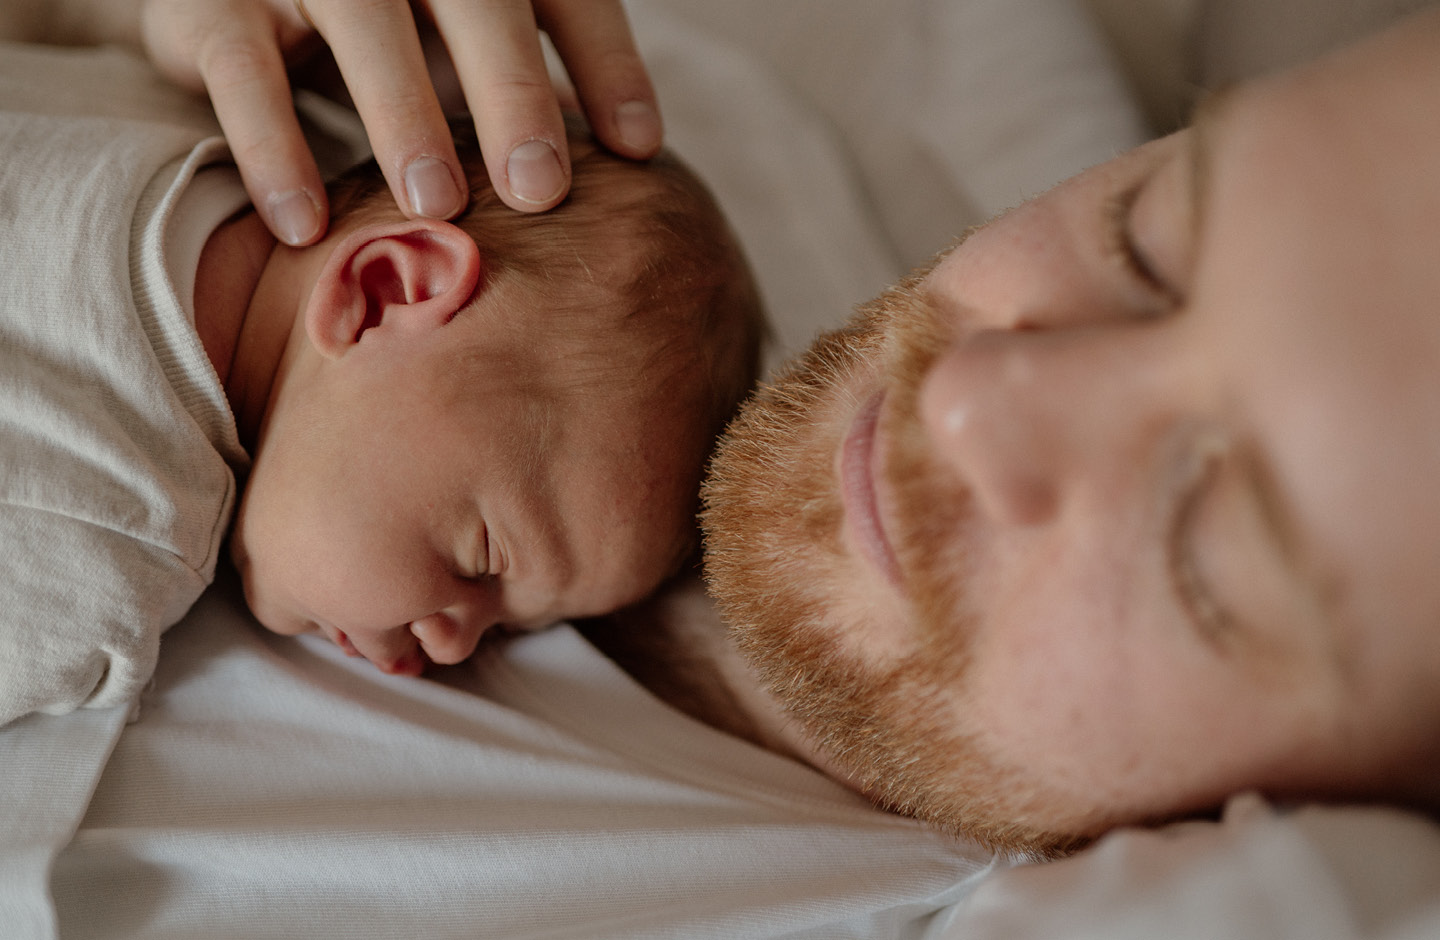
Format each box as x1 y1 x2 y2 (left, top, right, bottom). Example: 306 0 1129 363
230 296 694 674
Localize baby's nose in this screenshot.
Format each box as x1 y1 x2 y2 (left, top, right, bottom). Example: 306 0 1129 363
409 613 486 665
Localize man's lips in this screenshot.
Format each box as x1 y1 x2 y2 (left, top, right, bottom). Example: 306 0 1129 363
839 391 903 587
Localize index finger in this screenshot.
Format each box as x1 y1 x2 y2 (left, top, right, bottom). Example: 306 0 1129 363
305 0 469 220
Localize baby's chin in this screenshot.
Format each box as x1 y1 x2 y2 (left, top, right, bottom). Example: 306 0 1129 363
243 589 311 638
229 547 310 637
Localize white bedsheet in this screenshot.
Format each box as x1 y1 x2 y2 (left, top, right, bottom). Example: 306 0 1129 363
636 0 1147 368
7 0 1440 937
49 574 994 939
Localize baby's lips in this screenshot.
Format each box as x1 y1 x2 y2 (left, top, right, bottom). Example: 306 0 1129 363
334 631 362 658
385 648 428 677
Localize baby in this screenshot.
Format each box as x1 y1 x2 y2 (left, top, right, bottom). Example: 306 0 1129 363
0 43 760 722
231 120 763 675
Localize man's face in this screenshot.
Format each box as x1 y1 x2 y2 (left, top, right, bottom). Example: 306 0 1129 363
704 12 1440 853
231 281 690 674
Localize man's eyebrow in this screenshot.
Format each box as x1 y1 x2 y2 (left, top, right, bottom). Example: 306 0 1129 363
1185 84 1240 246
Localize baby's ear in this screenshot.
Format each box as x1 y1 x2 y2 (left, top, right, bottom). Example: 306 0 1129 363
305 218 481 358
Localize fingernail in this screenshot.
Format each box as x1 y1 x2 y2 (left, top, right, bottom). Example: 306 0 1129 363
506 139 565 205
614 100 661 153
268 189 321 245
405 156 465 218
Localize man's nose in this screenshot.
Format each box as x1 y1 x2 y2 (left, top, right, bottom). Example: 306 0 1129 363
916 324 1171 527
409 608 494 665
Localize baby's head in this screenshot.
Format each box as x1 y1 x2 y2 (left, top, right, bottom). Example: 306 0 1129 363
230 121 761 674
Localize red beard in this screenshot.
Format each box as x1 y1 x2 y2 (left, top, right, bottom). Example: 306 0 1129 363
702 256 1093 858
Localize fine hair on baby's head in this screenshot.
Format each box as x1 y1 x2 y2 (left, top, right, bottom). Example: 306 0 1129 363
325 116 764 593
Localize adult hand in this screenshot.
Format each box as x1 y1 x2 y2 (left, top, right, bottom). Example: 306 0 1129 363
139 0 663 245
